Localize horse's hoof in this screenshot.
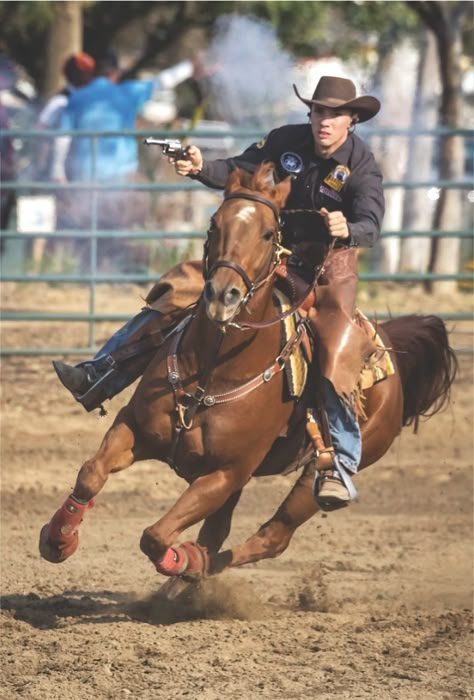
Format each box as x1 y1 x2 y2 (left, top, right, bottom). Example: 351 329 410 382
178 541 210 580
156 576 196 602
154 541 209 580
39 523 79 563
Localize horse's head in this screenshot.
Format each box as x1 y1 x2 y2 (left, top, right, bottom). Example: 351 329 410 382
203 162 292 324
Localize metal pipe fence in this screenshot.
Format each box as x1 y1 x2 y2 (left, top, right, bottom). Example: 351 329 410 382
1 127 473 355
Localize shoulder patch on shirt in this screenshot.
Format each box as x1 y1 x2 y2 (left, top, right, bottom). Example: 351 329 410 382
323 164 351 192
280 152 304 175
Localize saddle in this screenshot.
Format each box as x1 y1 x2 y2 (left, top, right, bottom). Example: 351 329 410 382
274 263 395 409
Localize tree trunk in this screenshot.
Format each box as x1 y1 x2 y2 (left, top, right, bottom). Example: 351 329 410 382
372 39 418 274
400 31 439 273
429 8 465 293
42 1 83 98
407 1 470 293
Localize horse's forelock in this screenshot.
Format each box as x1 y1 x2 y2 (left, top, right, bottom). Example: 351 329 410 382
225 163 291 210
252 163 292 209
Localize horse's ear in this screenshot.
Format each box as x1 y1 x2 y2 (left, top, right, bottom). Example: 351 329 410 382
225 167 244 194
274 175 292 208
253 161 277 190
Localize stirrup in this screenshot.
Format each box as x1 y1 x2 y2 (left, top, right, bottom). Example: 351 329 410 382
76 368 116 412
314 470 350 512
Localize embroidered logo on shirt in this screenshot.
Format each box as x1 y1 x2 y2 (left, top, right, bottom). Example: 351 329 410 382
280 152 303 174
319 185 342 202
256 138 267 149
323 164 351 192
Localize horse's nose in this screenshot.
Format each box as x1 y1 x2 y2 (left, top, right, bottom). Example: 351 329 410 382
204 280 215 302
224 286 242 306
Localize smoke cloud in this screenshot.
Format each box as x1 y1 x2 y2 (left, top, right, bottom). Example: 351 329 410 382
206 15 295 128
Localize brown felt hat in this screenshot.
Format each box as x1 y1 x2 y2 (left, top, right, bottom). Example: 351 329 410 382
293 75 380 123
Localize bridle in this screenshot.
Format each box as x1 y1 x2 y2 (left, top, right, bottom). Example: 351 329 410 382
165 191 328 454
203 191 289 315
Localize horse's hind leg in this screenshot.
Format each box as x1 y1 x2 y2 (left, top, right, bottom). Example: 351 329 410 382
39 406 139 563
214 461 319 571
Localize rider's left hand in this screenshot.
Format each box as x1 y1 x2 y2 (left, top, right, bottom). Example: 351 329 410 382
320 208 350 239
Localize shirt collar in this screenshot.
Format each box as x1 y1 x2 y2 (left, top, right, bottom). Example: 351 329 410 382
329 134 353 165
308 129 353 166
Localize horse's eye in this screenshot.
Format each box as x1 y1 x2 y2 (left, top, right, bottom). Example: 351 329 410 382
208 218 217 235
263 230 273 241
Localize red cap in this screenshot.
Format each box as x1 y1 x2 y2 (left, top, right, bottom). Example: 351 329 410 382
62 52 95 87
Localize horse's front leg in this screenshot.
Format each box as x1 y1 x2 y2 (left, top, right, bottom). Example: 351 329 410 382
140 469 245 579
39 407 138 563
215 461 319 570
197 489 242 572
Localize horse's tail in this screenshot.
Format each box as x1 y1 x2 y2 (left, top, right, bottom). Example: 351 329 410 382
381 314 458 432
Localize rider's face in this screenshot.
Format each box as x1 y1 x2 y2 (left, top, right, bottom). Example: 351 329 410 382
310 105 354 157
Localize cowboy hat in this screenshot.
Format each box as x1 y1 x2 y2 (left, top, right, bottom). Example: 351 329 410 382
293 75 380 123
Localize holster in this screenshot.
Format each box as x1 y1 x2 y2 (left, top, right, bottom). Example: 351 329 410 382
307 247 377 399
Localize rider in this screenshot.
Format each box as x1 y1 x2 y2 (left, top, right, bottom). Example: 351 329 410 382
53 75 384 510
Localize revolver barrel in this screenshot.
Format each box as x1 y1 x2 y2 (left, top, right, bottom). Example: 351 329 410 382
143 137 189 160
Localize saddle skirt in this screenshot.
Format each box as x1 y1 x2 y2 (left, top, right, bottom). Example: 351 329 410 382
355 311 395 391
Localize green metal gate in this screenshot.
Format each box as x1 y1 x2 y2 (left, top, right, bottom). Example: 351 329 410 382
1 127 473 355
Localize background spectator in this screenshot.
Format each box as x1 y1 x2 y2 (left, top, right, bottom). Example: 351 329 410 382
52 50 196 234
36 52 95 181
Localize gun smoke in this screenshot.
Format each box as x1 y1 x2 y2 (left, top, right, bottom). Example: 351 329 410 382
206 14 295 129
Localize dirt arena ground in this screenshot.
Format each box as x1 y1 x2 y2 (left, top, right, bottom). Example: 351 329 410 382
1 283 473 700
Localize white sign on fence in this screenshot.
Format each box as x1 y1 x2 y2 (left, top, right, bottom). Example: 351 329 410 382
16 195 56 233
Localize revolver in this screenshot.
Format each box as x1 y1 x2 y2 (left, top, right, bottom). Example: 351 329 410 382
143 137 190 161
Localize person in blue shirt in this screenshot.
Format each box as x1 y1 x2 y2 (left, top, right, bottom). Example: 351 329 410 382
52 50 195 183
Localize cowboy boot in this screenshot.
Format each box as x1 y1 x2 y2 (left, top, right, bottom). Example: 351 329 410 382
52 359 122 412
315 469 351 511
53 308 178 412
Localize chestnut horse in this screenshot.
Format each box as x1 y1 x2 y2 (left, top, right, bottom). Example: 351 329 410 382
39 163 456 584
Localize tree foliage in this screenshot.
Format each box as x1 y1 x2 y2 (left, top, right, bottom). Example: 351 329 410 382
0 1 420 92
0 0 470 97
0 1 55 85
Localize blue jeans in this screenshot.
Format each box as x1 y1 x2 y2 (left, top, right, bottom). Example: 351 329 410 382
314 377 361 501
321 377 361 474
79 308 161 399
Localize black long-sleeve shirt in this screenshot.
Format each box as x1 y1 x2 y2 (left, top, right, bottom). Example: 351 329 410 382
193 123 384 248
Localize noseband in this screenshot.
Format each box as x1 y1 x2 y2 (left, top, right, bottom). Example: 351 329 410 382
204 192 282 298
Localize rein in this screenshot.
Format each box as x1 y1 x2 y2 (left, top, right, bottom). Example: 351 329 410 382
165 192 328 454
231 239 336 331
205 193 332 331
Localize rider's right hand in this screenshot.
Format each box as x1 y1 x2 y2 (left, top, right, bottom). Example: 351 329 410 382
171 145 203 177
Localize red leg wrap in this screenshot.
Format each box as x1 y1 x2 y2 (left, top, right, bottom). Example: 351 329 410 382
155 541 209 579
155 547 187 576
39 495 94 563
